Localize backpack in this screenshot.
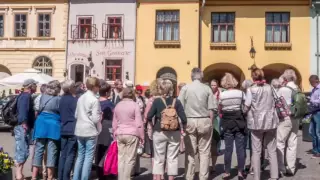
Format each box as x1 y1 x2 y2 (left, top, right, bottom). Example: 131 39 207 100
286 86 308 118
160 98 179 131
2 94 20 126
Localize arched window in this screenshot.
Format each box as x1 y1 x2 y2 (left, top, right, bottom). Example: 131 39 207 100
32 56 53 76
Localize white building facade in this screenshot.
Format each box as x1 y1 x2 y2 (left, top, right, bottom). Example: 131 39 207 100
67 0 136 84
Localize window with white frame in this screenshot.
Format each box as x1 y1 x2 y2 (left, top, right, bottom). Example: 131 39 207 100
14 14 27 37
32 56 53 76
107 17 122 39
38 13 51 37
105 60 122 81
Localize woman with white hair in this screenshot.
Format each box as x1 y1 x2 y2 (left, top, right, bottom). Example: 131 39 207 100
58 80 78 180
276 69 299 176
32 80 61 180
147 79 187 180
219 73 246 179
245 68 279 180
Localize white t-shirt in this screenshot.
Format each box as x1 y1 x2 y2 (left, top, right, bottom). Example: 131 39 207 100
219 89 246 111
277 81 298 106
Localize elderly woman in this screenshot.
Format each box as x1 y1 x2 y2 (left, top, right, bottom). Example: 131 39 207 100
73 77 101 180
58 80 78 180
241 79 268 174
32 80 61 180
244 68 279 180
95 81 115 180
30 84 47 178
276 69 299 176
147 80 187 180
112 87 144 180
219 73 246 179
144 79 163 179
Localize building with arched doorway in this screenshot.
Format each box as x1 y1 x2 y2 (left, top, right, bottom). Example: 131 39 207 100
136 0 312 91
201 0 311 91
66 0 137 84
0 0 67 81
135 0 199 89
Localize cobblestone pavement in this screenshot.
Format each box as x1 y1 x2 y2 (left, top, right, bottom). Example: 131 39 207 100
1 130 319 180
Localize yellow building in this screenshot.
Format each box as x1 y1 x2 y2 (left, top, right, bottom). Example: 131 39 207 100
136 0 312 91
0 0 68 81
136 0 200 91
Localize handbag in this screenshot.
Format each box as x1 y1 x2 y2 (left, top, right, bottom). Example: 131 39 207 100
103 141 118 175
271 86 291 119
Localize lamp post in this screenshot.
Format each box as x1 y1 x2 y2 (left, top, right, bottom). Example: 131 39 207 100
249 46 256 59
248 36 257 70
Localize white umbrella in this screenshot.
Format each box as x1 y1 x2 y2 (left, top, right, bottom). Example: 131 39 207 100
0 68 55 85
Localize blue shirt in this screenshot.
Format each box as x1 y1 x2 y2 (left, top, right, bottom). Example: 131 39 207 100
310 84 320 112
17 92 35 128
59 94 78 136
33 94 61 140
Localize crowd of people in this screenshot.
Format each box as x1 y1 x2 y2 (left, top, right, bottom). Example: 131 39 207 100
11 65 320 180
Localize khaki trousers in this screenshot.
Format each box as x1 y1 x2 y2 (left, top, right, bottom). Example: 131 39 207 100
251 130 278 180
152 130 180 175
117 135 139 180
185 118 212 180
276 116 299 173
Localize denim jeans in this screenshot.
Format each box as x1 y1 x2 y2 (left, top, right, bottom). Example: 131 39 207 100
73 136 96 180
309 112 320 154
223 130 245 173
58 136 77 180
14 125 30 164
33 138 59 168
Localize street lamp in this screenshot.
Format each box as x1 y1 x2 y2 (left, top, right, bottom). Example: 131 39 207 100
248 36 257 70
249 46 256 59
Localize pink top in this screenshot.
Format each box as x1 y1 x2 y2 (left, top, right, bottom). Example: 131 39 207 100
112 99 144 141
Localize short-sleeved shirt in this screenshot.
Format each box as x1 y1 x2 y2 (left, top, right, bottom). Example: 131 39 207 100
40 94 60 114
178 80 216 118
245 84 279 130
277 81 298 106
219 89 245 111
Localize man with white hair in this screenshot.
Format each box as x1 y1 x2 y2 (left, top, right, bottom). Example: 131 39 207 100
276 69 299 176
178 68 216 180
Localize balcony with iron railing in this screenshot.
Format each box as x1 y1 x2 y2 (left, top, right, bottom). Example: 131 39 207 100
71 24 98 42
102 23 124 44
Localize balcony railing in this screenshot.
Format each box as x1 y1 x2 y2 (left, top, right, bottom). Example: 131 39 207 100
102 23 124 45
71 24 98 42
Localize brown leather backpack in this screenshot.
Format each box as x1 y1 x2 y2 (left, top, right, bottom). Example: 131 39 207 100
160 98 179 131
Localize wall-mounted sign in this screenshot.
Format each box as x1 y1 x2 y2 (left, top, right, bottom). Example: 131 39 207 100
68 50 131 58
96 50 131 57
68 52 88 58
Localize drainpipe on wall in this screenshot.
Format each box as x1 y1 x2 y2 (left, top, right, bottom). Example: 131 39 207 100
65 1 71 80
316 10 319 76
134 1 138 85
198 0 206 69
